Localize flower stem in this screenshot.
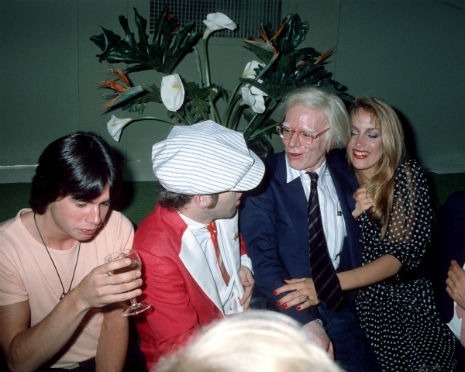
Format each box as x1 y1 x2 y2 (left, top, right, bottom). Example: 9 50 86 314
202 37 220 123
194 46 204 87
224 83 242 125
244 101 279 139
203 38 211 88
229 97 245 131
131 116 176 125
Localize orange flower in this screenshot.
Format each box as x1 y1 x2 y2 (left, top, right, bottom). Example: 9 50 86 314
98 68 134 109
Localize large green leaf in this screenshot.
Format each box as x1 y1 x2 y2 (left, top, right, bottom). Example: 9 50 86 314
90 8 202 74
272 14 309 53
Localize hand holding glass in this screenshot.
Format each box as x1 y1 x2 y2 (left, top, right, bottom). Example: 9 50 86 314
105 249 151 316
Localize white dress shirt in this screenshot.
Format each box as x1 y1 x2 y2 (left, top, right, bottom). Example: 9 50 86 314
285 158 346 269
179 213 237 315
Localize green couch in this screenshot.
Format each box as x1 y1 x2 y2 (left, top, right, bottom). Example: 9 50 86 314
1 173 464 226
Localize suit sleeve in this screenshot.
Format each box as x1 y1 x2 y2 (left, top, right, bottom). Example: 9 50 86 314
139 246 201 354
240 179 320 324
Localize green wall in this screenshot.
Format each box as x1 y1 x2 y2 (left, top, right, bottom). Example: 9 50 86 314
336 0 465 174
1 0 464 183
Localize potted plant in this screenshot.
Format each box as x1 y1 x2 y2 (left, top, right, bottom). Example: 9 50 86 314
91 7 351 156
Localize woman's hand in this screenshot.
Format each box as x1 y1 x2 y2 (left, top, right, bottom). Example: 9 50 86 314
352 186 374 218
273 278 319 311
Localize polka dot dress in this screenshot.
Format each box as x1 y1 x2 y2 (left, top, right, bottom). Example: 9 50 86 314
355 158 456 371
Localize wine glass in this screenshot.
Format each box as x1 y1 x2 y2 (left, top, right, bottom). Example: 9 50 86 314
105 249 152 316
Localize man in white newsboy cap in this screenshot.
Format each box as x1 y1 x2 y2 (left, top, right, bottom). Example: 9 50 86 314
133 120 265 369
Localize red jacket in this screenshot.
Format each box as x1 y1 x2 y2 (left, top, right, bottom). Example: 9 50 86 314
134 204 249 369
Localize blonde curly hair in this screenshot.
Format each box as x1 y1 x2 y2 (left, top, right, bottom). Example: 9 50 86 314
349 97 405 238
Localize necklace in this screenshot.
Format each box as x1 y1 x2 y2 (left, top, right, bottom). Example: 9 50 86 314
33 213 81 300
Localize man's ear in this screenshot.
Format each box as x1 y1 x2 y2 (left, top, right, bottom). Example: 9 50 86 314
194 194 209 209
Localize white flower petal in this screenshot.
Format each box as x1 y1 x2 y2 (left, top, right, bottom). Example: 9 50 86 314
242 60 264 79
203 12 237 32
250 94 266 114
161 74 185 112
250 85 267 97
241 86 254 107
241 85 267 114
106 115 133 142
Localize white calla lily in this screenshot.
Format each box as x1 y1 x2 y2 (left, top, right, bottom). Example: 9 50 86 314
241 60 267 113
242 60 264 79
106 115 133 142
241 85 267 114
203 12 237 38
161 74 185 112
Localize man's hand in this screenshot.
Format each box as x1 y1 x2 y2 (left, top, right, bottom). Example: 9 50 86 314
302 320 334 359
446 260 465 308
239 266 254 309
274 278 319 311
73 258 143 311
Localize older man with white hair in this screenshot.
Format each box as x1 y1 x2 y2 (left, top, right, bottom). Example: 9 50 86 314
133 120 265 370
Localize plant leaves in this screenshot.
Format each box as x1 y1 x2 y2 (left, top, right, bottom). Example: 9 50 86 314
90 8 202 74
102 84 162 113
92 9 353 157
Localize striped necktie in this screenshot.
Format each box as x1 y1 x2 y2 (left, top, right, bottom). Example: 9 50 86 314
307 172 344 311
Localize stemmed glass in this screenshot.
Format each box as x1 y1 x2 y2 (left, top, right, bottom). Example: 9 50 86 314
105 249 151 316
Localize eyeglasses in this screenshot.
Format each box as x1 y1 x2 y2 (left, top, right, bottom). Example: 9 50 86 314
276 124 330 145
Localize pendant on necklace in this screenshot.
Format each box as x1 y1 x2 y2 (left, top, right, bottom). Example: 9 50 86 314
33 213 81 302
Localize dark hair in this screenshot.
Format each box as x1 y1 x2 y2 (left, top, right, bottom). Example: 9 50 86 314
30 131 124 214
158 190 194 210
158 190 219 210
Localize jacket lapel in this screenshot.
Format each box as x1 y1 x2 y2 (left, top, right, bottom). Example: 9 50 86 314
215 214 244 303
179 229 223 311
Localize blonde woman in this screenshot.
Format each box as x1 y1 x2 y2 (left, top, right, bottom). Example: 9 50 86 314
343 97 457 370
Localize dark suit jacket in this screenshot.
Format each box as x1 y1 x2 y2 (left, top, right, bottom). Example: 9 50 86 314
240 149 361 325
434 191 465 323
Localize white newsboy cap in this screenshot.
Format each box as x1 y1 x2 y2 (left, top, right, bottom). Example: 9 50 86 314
152 120 265 194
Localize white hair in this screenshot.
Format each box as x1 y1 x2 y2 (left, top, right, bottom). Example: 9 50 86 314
153 310 343 372
281 87 350 150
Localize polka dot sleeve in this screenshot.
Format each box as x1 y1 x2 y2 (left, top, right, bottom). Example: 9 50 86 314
382 158 433 270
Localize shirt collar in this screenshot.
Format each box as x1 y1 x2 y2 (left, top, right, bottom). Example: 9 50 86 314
178 212 207 230
285 155 328 183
